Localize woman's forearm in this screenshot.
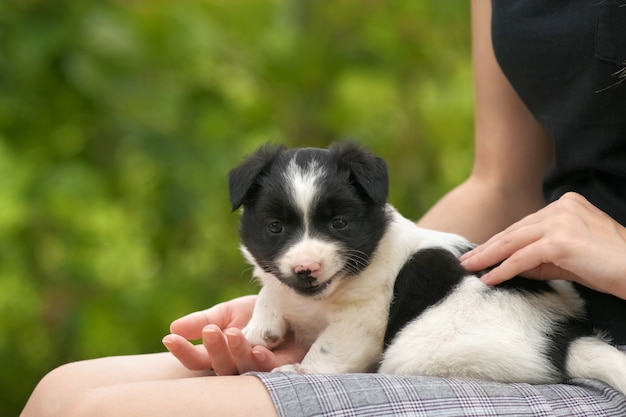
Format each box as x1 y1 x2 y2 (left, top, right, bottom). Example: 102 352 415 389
417 176 546 243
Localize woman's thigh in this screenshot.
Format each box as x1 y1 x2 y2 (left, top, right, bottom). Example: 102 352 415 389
22 353 275 417
61 374 277 417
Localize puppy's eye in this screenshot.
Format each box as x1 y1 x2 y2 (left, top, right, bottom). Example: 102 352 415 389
267 221 284 234
330 218 348 230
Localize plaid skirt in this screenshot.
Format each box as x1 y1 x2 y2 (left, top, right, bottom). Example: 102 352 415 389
253 346 626 417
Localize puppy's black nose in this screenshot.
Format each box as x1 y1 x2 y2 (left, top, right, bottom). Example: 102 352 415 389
296 270 316 285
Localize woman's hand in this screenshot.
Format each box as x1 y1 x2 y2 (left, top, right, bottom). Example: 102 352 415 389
460 192 626 300
162 295 307 375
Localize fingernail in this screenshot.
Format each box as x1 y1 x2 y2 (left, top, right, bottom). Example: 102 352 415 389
225 331 240 348
162 337 177 351
203 327 220 343
460 250 474 261
252 349 266 363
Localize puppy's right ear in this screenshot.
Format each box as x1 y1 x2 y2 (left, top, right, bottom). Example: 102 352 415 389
228 144 286 211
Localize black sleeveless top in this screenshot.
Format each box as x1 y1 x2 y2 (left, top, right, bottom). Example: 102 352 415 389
491 0 626 344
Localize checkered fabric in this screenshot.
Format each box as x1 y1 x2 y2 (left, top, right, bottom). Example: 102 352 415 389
255 374 626 417
253 346 626 417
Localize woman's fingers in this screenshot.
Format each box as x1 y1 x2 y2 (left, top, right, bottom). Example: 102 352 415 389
162 333 214 371
201 325 239 376
223 328 262 374
201 325 270 375
221 328 309 374
264 341 309 369
170 295 257 340
163 326 275 375
461 224 542 274
476 240 546 285
169 311 220 340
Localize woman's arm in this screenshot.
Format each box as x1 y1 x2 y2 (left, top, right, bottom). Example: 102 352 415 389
448 3 626 301
418 0 553 243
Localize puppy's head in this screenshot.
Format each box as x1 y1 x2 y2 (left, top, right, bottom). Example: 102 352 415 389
229 142 390 297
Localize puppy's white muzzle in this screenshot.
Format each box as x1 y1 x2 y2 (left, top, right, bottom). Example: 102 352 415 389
280 238 343 286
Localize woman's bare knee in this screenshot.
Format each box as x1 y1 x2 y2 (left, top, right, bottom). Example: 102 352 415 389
21 361 91 417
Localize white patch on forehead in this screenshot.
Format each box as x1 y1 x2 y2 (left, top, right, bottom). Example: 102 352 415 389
283 155 325 219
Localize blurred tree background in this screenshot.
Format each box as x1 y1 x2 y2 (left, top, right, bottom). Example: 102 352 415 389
0 0 473 414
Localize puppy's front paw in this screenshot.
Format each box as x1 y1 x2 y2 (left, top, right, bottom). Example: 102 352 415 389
272 363 307 374
242 324 285 350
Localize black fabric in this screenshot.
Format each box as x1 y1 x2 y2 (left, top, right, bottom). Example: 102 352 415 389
491 0 626 344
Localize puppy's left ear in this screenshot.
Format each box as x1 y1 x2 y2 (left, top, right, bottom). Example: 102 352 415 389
228 144 286 211
330 142 389 206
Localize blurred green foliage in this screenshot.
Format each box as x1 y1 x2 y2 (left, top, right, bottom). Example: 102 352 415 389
0 0 472 414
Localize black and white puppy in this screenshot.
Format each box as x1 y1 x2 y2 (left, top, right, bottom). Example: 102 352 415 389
228 142 626 393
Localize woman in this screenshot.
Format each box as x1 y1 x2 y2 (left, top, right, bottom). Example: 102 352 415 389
21 1 626 415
